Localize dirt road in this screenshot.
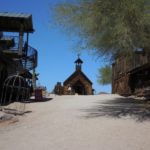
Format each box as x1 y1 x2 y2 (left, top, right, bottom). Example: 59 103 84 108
0 95 150 150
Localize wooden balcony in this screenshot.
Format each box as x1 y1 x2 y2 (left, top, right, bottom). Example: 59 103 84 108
0 35 38 71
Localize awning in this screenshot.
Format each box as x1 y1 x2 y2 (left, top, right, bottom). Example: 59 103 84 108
0 12 34 32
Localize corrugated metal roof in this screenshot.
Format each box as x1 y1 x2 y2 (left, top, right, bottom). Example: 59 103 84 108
0 12 31 18
0 12 34 32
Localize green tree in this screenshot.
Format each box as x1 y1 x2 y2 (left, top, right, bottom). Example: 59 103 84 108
54 0 150 60
53 0 150 85
97 65 112 85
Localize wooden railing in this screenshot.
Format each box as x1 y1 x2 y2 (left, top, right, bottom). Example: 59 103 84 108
0 35 38 71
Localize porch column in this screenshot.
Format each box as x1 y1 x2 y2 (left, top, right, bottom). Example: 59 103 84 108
18 24 24 55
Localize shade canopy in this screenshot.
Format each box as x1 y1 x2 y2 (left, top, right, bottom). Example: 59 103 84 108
0 12 34 32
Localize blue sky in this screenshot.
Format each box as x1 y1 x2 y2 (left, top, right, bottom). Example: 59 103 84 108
0 0 111 93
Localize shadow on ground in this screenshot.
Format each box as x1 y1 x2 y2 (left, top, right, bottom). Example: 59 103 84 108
26 98 53 103
0 98 53 106
81 97 150 122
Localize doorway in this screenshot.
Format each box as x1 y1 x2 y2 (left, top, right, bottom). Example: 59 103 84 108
72 80 86 95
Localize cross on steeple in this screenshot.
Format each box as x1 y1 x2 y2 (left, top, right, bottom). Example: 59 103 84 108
77 53 80 58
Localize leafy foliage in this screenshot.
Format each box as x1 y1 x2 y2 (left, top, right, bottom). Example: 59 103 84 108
53 0 150 85
53 0 150 60
97 65 112 85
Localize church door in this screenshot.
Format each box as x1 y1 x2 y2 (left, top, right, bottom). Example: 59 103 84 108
72 80 86 95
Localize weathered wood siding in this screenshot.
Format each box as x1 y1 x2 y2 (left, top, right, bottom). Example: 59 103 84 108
112 51 150 96
63 73 93 95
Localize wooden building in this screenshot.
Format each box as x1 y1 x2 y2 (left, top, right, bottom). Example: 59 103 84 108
112 50 150 97
54 56 93 95
0 12 38 100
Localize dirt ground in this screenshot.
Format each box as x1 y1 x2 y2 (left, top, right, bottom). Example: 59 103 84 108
0 94 150 150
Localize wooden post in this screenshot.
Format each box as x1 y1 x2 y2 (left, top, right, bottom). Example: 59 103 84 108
32 68 36 90
18 24 24 55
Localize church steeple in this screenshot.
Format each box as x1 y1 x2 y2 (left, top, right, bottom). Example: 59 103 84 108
74 54 83 71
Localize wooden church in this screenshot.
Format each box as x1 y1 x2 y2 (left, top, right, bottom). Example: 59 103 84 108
54 56 93 95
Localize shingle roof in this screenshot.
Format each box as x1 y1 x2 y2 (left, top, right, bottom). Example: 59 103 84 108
74 58 83 64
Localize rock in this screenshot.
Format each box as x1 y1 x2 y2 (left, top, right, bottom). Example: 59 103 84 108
0 111 15 122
